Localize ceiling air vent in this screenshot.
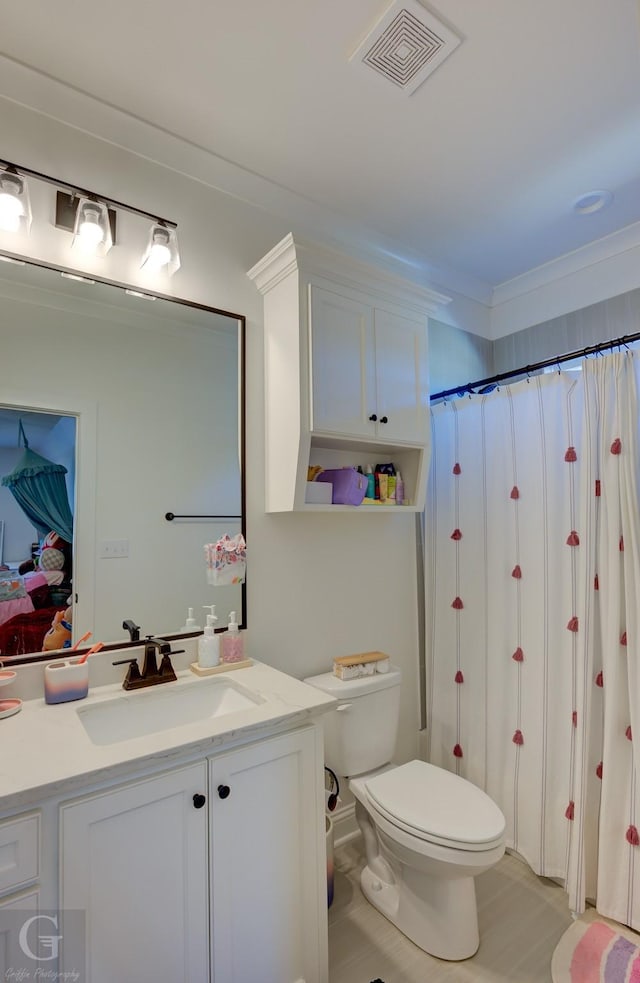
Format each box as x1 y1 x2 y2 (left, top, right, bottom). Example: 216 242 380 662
350 0 461 95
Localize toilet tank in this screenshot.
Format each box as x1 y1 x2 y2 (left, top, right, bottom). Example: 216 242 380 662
303 667 401 777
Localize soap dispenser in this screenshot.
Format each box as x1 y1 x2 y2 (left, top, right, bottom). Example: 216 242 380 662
198 605 220 668
179 607 202 632
221 611 244 664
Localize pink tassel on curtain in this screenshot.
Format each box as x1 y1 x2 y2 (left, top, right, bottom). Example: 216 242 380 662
565 446 577 462
510 486 520 499
626 725 632 741
450 528 462 540
595 479 601 497
572 711 578 727
512 647 524 662
512 729 524 745
611 438 622 455
567 616 579 632
595 671 604 687
512 565 522 579
621 631 627 646
451 597 464 610
566 531 580 546
453 744 463 758
565 801 575 820
455 670 464 684
594 573 599 591
626 826 639 846
453 462 462 475
596 761 603 779
619 536 624 552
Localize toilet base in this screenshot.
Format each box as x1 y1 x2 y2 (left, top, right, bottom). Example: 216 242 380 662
360 859 480 961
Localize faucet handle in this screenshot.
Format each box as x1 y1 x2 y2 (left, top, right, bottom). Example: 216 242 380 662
113 657 142 689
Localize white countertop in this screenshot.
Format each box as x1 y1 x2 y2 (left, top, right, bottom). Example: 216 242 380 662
0 659 336 811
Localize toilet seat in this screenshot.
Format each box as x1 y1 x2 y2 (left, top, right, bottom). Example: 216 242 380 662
358 760 505 852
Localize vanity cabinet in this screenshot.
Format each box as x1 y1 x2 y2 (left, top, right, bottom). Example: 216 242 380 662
60 762 209 981
59 725 326 983
0 812 41 977
210 727 322 983
248 233 450 513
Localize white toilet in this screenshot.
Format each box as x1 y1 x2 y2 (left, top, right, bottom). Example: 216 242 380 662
304 666 506 961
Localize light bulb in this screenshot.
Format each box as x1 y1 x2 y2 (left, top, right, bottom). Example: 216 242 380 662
0 175 25 232
77 206 104 247
147 230 171 269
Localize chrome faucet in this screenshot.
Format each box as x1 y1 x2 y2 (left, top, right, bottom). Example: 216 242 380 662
113 636 181 690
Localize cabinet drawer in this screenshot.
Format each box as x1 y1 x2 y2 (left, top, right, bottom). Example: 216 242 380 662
0 812 39 896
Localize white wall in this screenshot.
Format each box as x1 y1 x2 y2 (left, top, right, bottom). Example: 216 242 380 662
0 98 430 762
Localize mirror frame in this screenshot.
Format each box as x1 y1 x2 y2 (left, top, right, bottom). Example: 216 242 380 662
0 250 246 665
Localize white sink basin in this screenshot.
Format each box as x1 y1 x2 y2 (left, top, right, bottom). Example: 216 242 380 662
76 677 264 746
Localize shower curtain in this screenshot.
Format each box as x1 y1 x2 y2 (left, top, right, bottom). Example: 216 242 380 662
424 352 640 929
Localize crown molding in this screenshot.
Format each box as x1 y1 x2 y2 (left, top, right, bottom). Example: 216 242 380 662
491 220 640 308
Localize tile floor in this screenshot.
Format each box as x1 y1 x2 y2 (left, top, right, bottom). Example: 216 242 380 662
328 839 574 982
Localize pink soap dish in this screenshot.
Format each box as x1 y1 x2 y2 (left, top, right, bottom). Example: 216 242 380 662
0 698 22 720
0 670 17 688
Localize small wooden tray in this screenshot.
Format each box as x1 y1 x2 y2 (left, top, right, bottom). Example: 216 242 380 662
333 651 389 668
189 659 253 677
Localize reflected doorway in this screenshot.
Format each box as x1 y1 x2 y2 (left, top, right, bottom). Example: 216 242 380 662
0 407 76 656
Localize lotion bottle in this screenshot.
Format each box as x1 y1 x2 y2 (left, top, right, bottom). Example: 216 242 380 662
395 471 405 506
222 611 244 663
198 606 220 668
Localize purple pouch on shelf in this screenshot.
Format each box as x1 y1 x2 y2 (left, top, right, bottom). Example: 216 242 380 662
315 468 368 506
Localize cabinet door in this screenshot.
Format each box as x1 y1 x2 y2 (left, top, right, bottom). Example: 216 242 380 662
210 727 327 983
60 763 208 983
309 284 376 437
373 307 429 444
0 888 40 976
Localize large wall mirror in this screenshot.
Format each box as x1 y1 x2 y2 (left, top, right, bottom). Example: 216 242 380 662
0 255 245 664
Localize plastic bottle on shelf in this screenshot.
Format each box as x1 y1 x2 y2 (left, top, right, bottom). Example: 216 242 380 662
198 605 220 668
395 471 405 506
221 611 245 663
365 465 375 499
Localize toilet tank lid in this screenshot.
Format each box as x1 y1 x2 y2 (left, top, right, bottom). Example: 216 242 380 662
303 666 401 698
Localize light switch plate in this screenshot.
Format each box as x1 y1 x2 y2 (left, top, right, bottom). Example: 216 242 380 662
100 539 129 558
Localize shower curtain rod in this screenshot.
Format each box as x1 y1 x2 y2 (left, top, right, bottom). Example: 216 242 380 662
430 329 640 402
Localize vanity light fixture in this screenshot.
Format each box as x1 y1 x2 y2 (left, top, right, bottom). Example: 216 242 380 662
141 223 181 276
0 157 180 274
0 168 31 234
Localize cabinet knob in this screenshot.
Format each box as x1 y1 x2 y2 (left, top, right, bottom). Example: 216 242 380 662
380 416 388 424
368 413 377 422
193 793 206 809
217 784 231 799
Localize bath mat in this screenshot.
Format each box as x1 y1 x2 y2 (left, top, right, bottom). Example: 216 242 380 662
551 915 640 982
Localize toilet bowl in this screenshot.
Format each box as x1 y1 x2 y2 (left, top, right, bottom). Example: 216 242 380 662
303 666 506 961
350 760 505 960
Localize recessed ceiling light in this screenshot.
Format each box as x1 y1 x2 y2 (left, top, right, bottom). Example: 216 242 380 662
573 190 613 215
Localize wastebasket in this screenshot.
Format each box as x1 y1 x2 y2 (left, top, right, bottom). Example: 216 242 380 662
326 814 334 907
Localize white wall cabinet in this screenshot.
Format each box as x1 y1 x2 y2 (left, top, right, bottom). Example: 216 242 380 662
248 233 450 512
59 725 327 982
310 285 429 445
